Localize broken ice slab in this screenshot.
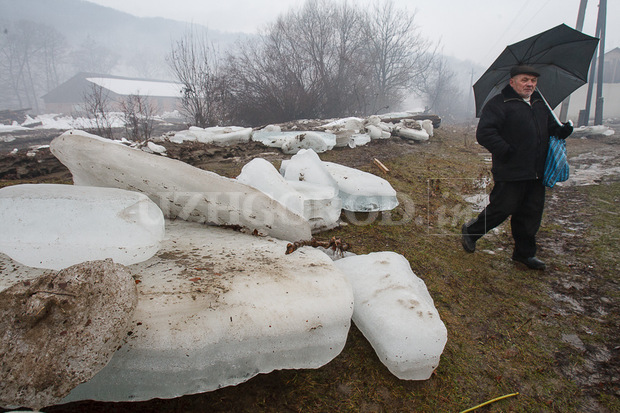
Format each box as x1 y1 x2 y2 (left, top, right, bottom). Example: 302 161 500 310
323 161 398 212
50 130 311 242
170 126 253 145
0 184 164 270
237 158 340 232
252 130 336 153
54 219 355 403
334 252 447 380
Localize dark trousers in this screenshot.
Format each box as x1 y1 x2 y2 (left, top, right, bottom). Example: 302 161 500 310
466 179 546 258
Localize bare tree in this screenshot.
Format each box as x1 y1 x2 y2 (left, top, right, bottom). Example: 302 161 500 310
419 56 469 123
167 27 229 127
119 93 156 141
226 0 374 124
0 20 68 113
223 0 434 125
365 0 436 114
81 83 114 139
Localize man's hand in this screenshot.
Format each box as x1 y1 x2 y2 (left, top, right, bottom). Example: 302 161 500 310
558 120 573 139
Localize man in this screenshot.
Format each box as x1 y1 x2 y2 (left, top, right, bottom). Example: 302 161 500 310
461 65 573 270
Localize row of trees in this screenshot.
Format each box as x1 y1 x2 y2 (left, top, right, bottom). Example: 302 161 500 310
1 0 470 127
0 20 121 114
168 0 467 127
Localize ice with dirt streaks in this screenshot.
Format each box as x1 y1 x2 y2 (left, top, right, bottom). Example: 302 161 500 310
0 184 164 270
334 251 447 380
49 219 354 403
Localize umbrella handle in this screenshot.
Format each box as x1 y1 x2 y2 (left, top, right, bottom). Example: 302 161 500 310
536 88 562 126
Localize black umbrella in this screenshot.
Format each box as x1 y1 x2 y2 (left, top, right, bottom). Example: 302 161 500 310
473 24 599 117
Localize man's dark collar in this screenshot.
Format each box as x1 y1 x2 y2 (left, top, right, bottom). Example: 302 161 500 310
501 84 542 101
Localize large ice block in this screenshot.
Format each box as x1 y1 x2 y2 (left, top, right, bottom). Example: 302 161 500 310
0 184 164 270
323 161 398 212
334 252 447 380
53 220 354 402
50 130 310 242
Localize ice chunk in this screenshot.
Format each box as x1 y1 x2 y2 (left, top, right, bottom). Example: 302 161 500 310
0 184 164 270
365 124 384 139
0 259 137 410
418 119 434 137
237 158 304 214
171 126 252 145
394 125 429 141
323 161 398 212
288 180 342 232
252 130 336 153
51 220 354 402
321 117 365 132
281 131 329 154
334 252 447 380
237 158 340 232
146 141 166 154
280 149 339 191
50 130 311 242
349 133 372 148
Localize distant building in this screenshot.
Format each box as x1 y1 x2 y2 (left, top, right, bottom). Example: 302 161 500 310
558 48 620 121
42 72 184 115
603 47 620 83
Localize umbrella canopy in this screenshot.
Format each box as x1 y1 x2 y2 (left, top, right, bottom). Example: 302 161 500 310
473 24 599 117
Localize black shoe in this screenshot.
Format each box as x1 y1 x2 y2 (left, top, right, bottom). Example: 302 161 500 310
461 224 476 253
512 255 546 270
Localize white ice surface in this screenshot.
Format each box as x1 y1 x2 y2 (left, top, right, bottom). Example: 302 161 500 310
252 130 336 153
0 184 164 270
287 180 342 232
236 158 340 232
393 126 429 141
334 252 447 380
323 161 398 212
50 130 311 242
28 219 354 402
171 126 253 145
280 149 339 191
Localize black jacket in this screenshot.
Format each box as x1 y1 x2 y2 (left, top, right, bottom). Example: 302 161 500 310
476 84 572 181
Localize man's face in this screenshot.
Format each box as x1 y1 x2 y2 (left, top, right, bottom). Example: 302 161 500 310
509 74 538 99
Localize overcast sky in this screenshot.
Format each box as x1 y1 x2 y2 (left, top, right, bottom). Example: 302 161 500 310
85 0 618 67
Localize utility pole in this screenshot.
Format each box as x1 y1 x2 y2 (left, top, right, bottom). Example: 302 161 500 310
594 0 607 125
559 0 588 122
580 0 605 126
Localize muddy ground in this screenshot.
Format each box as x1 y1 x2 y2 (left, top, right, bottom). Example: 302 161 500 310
0 122 618 412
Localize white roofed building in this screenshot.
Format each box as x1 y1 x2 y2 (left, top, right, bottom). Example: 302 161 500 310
42 72 184 115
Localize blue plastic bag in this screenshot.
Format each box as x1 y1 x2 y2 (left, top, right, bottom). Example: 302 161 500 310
543 135 569 188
